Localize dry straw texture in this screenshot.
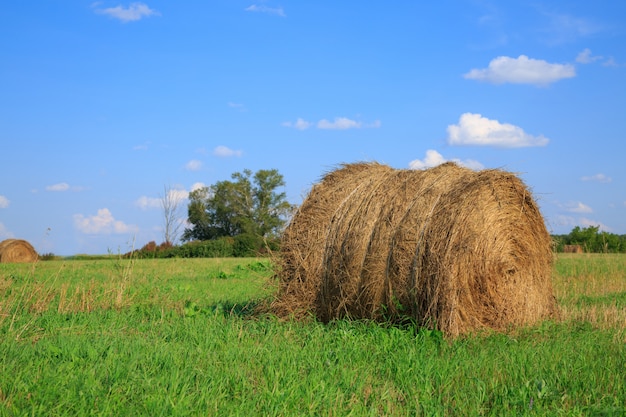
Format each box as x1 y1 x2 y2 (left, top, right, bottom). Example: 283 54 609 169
272 162 557 337
0 239 39 263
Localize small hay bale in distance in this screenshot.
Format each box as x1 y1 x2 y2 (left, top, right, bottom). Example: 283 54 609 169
0 239 39 263
272 162 557 338
563 244 583 254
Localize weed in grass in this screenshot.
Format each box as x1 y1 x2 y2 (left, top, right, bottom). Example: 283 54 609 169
109 242 137 308
554 253 626 331
238 260 272 272
0 257 139 342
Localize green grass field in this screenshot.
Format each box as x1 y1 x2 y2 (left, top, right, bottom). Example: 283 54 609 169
1 254 625 416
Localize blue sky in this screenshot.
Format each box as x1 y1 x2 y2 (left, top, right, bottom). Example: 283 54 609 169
1 1 625 255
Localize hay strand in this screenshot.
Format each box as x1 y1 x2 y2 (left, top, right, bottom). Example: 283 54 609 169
0 239 39 263
272 162 557 337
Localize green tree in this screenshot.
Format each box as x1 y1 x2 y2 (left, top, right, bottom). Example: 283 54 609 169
182 169 292 242
562 225 626 253
569 225 600 251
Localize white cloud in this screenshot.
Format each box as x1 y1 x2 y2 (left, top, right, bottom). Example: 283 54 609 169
135 188 190 211
409 149 484 171
134 196 161 210
191 182 206 192
317 117 362 130
581 173 612 183
576 48 603 64
168 189 189 203
227 102 247 112
574 49 620 68
185 160 203 171
552 215 576 229
0 195 9 208
565 201 593 214
579 218 610 232
282 118 313 130
294 118 313 130
409 149 446 169
46 182 70 192
464 55 575 86
0 223 13 239
551 215 610 232
74 208 138 234
93 2 160 22
553 15 599 37
602 57 619 67
540 12 603 45
213 145 243 158
447 113 549 148
282 117 381 131
245 4 286 17
133 142 150 151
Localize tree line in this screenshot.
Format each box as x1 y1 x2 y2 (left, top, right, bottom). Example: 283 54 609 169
552 226 626 253
133 168 626 258
133 168 292 258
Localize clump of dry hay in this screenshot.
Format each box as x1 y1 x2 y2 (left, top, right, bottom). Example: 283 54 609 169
272 162 557 337
0 239 39 263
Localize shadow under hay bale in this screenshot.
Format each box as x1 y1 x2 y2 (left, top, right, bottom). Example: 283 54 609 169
0 239 39 263
272 162 557 338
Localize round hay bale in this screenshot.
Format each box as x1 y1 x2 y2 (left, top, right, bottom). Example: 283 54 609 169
272 162 557 337
0 239 39 263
